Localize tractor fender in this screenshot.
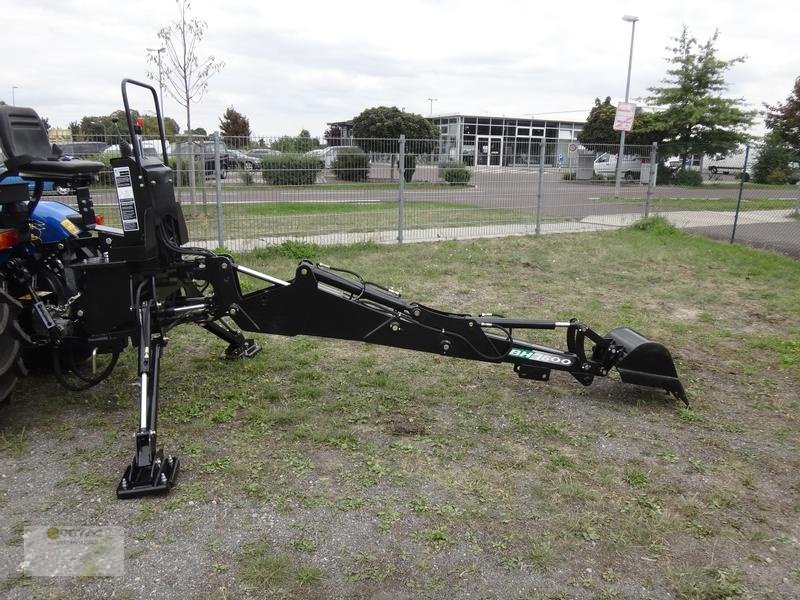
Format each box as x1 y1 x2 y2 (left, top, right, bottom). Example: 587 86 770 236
29 200 85 244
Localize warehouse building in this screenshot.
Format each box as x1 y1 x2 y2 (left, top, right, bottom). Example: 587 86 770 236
326 114 585 167
429 114 584 166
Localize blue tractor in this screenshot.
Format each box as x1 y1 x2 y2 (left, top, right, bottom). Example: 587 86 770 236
0 80 687 499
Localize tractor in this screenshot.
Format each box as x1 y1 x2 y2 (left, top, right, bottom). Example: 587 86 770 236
0 80 687 499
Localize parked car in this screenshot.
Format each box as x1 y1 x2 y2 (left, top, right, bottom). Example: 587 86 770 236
306 145 358 168
103 140 165 159
55 141 110 158
593 153 642 179
169 140 229 179
247 148 281 160
225 149 260 170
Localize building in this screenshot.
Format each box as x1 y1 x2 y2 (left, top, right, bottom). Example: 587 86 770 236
429 115 584 167
325 114 585 167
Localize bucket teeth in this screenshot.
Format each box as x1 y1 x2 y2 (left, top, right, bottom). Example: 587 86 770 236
606 327 688 405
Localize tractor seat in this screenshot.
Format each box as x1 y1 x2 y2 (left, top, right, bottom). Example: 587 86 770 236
0 106 104 182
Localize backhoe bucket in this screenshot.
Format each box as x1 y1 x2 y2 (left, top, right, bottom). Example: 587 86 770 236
605 327 688 405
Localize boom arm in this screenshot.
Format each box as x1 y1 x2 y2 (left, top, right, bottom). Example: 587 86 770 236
197 256 687 403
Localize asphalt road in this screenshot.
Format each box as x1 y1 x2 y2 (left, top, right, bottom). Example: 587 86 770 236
685 222 800 258
87 166 800 215
78 165 798 256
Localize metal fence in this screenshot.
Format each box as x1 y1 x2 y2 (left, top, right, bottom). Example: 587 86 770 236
48 135 800 258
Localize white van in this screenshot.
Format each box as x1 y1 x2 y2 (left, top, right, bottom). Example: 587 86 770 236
307 145 359 168
593 153 642 179
705 149 758 177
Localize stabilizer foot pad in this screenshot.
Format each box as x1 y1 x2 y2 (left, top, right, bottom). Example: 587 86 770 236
116 453 179 499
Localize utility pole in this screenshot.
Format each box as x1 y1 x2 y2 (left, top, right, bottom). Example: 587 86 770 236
613 15 639 198
427 97 438 116
146 47 166 115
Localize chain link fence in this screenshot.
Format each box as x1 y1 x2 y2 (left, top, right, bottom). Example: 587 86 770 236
46 134 800 258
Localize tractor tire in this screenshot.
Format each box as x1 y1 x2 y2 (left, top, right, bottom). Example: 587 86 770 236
0 280 29 404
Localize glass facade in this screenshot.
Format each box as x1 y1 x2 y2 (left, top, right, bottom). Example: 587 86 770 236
429 115 584 167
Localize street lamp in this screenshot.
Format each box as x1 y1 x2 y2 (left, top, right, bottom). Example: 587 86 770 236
427 97 438 116
614 15 639 197
146 47 166 115
11 86 19 106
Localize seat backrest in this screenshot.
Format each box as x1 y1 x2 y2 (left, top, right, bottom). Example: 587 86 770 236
0 106 54 162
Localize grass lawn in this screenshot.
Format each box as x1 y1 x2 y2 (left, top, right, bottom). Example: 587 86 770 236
601 196 798 211
97 201 538 241
2 223 799 598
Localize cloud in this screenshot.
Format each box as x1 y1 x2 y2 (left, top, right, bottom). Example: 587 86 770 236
3 0 796 137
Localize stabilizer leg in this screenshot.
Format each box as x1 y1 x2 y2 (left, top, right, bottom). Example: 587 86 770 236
202 320 261 359
117 300 179 499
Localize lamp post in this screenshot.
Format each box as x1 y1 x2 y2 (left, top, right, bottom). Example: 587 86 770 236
613 15 638 198
147 47 166 115
427 97 438 116
11 86 18 106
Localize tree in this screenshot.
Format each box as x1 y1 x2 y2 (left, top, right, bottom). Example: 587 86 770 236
752 131 794 184
646 27 754 163
324 124 345 147
71 111 180 143
765 77 800 155
577 97 616 145
270 129 320 153
577 98 667 148
150 0 224 206
351 106 439 182
219 107 251 148
352 106 438 152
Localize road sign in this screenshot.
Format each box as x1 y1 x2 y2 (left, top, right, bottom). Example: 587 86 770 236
568 143 578 154
613 102 636 132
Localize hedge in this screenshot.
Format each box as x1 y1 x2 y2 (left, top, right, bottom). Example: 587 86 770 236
332 147 369 182
262 153 323 185
442 161 471 185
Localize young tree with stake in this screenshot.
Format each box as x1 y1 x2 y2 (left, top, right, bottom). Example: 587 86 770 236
148 0 224 208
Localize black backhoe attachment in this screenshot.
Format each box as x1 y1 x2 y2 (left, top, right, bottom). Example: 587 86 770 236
0 79 687 500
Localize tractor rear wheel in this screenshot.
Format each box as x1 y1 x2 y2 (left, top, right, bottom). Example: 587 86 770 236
0 279 29 404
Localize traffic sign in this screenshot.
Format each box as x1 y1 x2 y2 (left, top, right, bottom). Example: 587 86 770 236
568 143 578 154
613 102 636 132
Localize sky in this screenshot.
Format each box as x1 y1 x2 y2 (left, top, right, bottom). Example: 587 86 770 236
2 0 797 138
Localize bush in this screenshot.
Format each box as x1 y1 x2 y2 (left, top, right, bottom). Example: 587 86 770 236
332 147 369 182
261 154 323 185
673 168 703 187
561 170 576 181
240 171 255 186
657 164 676 185
627 215 678 235
168 157 205 187
442 161 471 185
766 167 789 185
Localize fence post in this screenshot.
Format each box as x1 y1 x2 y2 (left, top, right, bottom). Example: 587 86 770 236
644 141 657 218
794 165 800 216
535 139 545 235
730 144 750 244
213 132 224 249
398 135 405 243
